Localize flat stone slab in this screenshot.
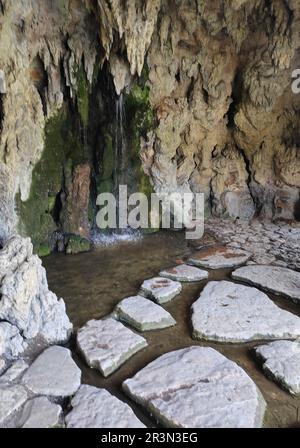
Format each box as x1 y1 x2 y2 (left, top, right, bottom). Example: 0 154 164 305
77 318 147 377
115 295 176 331
19 397 63 428
22 346 81 398
232 265 300 303
0 360 28 384
123 346 266 428
159 264 208 282
0 384 28 426
140 277 182 304
255 341 300 395
188 246 251 269
66 385 145 428
191 281 300 343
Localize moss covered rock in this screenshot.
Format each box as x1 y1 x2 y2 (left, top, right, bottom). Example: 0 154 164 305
66 235 91 255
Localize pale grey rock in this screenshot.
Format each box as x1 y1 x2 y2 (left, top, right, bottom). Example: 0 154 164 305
0 237 73 361
0 384 28 426
255 341 300 395
19 397 63 428
188 246 251 269
0 322 27 360
159 264 208 282
232 265 300 302
123 346 266 428
192 281 300 343
0 360 28 384
66 385 145 428
140 277 182 304
115 295 176 331
0 69 6 93
0 359 5 375
77 318 147 377
22 346 81 398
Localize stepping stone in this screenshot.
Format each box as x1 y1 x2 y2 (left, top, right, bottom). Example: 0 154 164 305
255 341 300 395
66 385 145 428
22 346 81 398
123 346 266 428
188 246 251 269
0 384 28 426
140 277 182 304
19 397 63 428
191 281 300 343
232 265 300 303
77 318 147 377
115 295 176 331
159 264 208 282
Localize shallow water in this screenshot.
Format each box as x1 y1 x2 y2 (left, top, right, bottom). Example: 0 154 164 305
43 231 300 428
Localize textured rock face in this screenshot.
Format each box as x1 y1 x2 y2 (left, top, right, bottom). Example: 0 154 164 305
232 265 300 302
19 397 63 428
0 236 72 362
66 385 145 428
255 341 300 395
0 384 28 426
0 1 299 245
191 281 300 343
77 318 147 377
140 277 182 304
123 346 266 428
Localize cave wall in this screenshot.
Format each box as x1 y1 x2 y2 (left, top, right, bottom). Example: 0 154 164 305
0 0 299 249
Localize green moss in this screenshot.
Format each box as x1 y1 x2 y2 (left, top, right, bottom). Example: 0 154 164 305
76 66 89 127
37 243 51 257
66 235 91 254
16 106 88 253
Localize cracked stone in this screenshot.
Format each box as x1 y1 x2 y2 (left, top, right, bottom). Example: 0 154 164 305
18 397 63 428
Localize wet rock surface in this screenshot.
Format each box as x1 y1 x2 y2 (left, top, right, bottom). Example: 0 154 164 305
66 385 145 428
140 277 182 304
159 264 208 282
192 281 300 343
255 341 300 395
123 346 266 428
77 318 147 377
115 295 176 331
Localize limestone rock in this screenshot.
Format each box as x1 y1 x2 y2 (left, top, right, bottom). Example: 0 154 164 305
0 360 29 384
0 384 28 426
115 295 176 331
232 265 300 303
22 346 81 399
0 236 72 361
77 318 147 377
255 341 300 395
66 385 145 428
0 359 5 375
19 397 63 428
191 281 300 343
188 246 251 269
159 264 208 282
123 346 266 428
140 277 182 304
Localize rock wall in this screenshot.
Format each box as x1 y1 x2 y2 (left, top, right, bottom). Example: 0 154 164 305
0 0 299 248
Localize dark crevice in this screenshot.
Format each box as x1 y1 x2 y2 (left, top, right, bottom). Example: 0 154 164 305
187 76 195 104
51 190 63 225
0 93 4 134
294 193 300 221
30 55 49 116
227 71 243 129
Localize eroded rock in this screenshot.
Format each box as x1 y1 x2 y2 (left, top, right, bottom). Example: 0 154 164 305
66 385 145 428
77 318 147 377
192 281 300 343
19 397 63 428
115 295 176 331
123 346 266 428
0 384 28 426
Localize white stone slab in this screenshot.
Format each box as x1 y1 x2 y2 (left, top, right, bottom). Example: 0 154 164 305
140 277 182 304
19 397 63 428
0 384 28 426
77 318 147 377
123 346 266 428
188 246 251 269
159 264 208 282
